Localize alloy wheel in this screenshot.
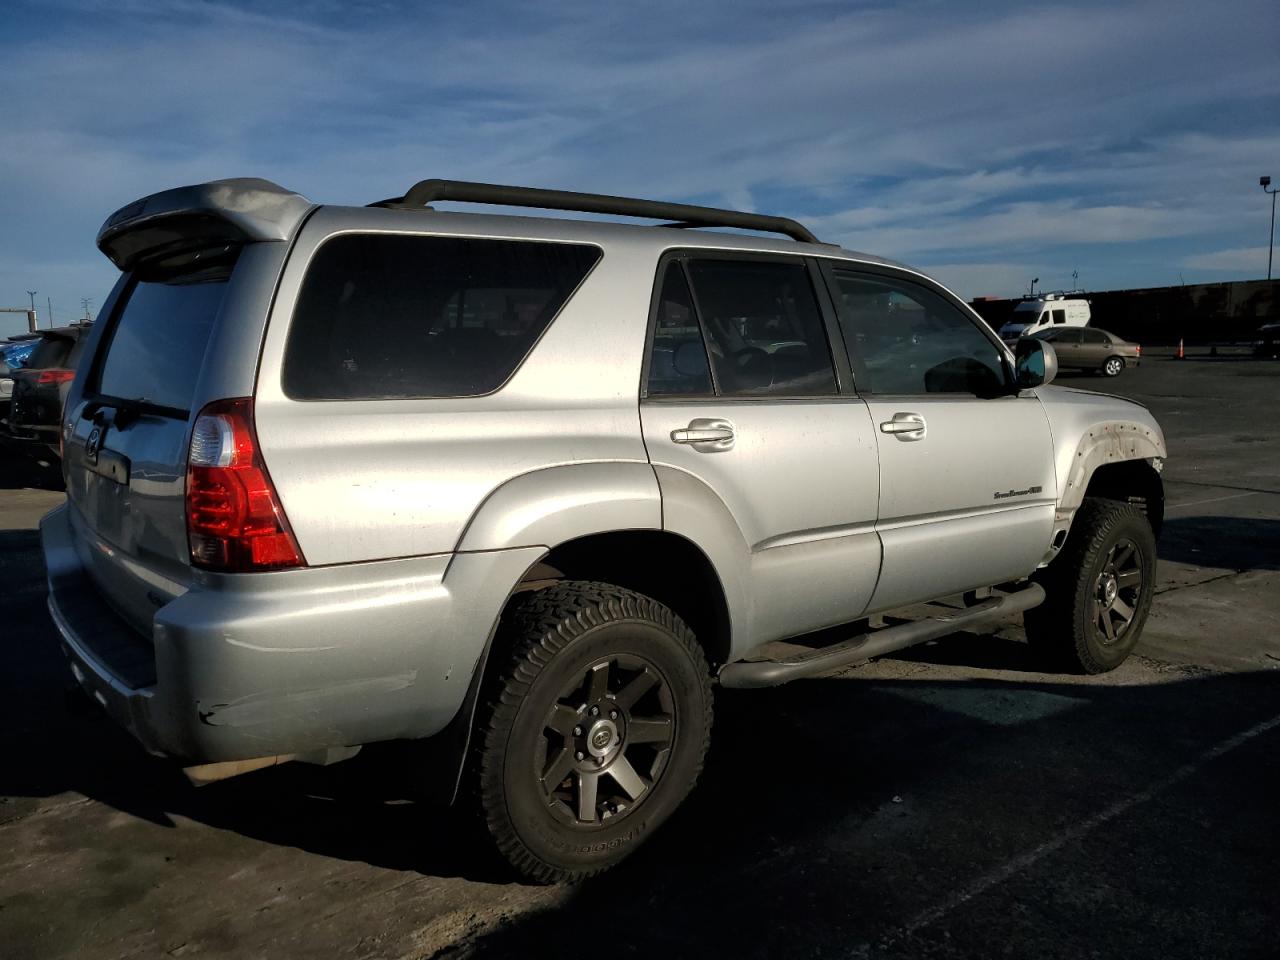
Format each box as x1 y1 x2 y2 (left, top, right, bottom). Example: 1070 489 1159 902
535 654 675 827
1094 537 1143 644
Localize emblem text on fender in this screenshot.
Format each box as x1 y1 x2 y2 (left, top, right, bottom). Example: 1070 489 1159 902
993 485 1042 500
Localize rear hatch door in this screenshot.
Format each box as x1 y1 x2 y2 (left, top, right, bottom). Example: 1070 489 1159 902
63 252 238 634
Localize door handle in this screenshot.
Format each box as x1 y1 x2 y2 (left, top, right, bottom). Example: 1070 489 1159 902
671 418 735 450
879 412 926 441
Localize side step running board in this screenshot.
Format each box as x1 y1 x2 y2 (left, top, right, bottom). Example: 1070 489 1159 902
718 583 1045 690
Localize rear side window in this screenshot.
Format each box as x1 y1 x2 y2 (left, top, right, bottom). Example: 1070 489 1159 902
283 235 600 400
97 257 236 411
684 258 837 397
28 336 74 369
647 262 713 396
1082 328 1109 344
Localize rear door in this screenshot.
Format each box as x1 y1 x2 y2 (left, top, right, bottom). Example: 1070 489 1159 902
1049 326 1084 366
822 263 1056 611
1078 327 1110 367
62 251 240 634
641 253 881 644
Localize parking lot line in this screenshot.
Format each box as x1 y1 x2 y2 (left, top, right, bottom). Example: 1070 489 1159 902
890 709 1280 944
1166 490 1264 511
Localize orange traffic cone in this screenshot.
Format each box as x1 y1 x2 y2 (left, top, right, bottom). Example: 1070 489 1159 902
1177 338 1185 359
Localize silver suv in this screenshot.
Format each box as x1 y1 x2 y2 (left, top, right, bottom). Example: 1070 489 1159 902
43 178 1166 882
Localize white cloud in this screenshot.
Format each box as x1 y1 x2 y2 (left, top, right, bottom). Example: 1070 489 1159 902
917 262 1054 302
3 0 1278 306
1180 246 1271 274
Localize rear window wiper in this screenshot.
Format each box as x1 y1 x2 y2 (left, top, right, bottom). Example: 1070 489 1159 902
83 394 188 426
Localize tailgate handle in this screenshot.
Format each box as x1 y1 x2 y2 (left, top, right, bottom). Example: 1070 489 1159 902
86 448 131 485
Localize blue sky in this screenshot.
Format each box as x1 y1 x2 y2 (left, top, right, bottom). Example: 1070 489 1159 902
2 0 1278 337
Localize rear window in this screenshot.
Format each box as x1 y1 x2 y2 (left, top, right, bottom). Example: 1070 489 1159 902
96 257 236 411
27 335 74 369
282 234 601 400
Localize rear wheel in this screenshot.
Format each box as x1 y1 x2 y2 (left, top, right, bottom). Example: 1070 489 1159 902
1025 498 1156 673
474 581 712 883
1102 356 1125 377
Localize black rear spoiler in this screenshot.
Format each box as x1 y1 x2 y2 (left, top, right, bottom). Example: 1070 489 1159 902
97 178 314 271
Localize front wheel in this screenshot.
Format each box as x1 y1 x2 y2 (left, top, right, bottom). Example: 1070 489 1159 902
474 581 712 883
1102 356 1125 377
1025 498 1156 673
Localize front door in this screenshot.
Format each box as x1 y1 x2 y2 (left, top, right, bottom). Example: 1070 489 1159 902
823 264 1057 612
641 254 881 645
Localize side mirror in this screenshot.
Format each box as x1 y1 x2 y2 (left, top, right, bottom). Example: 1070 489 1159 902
1014 338 1057 389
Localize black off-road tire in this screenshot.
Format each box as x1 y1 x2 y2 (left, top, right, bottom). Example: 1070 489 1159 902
1025 498 1157 674
474 581 712 883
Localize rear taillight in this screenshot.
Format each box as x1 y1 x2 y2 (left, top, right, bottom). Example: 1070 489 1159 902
37 369 75 385
1135 345 1142 357
186 398 304 572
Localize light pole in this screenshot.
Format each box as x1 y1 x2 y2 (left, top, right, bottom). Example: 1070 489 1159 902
1262 176 1277 280
1029 277 1039 298
26 290 37 313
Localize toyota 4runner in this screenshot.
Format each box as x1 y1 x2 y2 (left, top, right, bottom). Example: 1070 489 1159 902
43 178 1166 882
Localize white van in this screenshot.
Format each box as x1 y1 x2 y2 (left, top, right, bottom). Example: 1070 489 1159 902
998 295 1091 342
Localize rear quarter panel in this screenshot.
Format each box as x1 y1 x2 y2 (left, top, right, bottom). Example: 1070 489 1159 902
253 208 659 566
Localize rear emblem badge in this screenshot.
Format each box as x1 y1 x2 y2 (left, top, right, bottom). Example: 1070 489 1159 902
85 426 104 463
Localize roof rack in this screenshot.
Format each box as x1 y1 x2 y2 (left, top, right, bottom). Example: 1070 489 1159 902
371 179 824 245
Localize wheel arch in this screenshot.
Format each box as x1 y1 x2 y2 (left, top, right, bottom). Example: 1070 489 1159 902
454 461 662 553
1039 418 1165 567
1080 458 1165 537
423 526 737 808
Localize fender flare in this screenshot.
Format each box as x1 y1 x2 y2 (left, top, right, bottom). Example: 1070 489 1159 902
455 461 662 553
1058 421 1165 513
1041 421 1165 566
424 462 748 805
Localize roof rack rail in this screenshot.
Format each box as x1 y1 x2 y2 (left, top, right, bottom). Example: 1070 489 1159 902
371 179 824 245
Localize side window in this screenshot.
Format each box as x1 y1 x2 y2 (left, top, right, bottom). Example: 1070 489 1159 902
1052 309 1066 324
1082 328 1109 344
1056 328 1083 344
831 271 1008 396
646 262 712 396
684 258 837 397
1038 313 1049 326
283 235 600 400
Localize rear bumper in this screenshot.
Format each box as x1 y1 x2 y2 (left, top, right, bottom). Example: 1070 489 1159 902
42 503 541 763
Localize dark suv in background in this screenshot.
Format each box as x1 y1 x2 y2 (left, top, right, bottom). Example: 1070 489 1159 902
6 325 92 448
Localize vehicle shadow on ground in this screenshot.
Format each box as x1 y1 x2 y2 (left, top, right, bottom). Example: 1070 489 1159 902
1158 515 1280 572
887 630 1044 672
439 669 1280 959
5 527 1280 958
0 439 64 491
